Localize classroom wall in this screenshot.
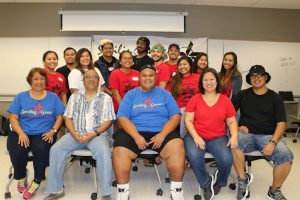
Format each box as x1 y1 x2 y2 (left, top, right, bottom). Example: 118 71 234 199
0 3 300 42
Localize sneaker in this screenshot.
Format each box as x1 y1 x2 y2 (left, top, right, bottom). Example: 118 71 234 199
237 173 254 200
17 177 28 193
116 188 130 200
267 187 287 200
43 191 65 200
213 184 221 196
171 188 184 200
213 170 218 185
203 175 214 200
22 181 40 200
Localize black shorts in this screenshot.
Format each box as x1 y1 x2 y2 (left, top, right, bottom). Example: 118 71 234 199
113 129 181 155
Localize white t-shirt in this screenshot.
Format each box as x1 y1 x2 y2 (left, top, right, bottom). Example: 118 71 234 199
68 68 105 92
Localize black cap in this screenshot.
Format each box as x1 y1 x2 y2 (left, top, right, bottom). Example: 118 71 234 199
168 43 180 51
246 65 271 85
140 65 156 73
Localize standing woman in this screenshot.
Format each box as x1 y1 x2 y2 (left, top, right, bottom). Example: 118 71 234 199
219 52 242 99
192 52 209 75
170 56 200 137
7 68 64 200
184 68 238 200
68 48 105 94
109 50 140 112
42 50 67 105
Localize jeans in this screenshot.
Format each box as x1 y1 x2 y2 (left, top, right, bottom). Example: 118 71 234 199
238 132 294 166
184 134 233 188
7 131 52 181
179 107 187 138
45 133 112 196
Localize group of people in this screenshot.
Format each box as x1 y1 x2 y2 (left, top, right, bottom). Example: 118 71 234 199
6 36 293 200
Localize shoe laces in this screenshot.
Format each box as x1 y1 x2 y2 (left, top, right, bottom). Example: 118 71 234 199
27 181 40 194
18 177 27 187
271 188 287 200
171 188 184 200
117 188 129 200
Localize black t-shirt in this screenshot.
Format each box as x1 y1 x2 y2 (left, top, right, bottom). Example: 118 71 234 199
132 55 154 71
232 88 286 135
56 65 71 100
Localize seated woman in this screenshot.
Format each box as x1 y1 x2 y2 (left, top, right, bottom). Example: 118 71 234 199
7 67 64 200
184 68 238 200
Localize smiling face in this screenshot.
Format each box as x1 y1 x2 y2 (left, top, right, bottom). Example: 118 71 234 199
139 68 157 92
202 72 217 93
136 40 147 54
151 49 164 62
44 52 58 71
223 54 235 70
102 43 114 58
120 51 133 69
79 51 92 68
197 55 208 70
64 49 76 65
30 72 46 92
250 73 268 89
83 70 99 91
178 59 191 77
168 46 180 61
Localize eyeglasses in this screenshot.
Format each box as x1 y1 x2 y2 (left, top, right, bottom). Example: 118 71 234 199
84 76 99 80
121 57 133 61
250 73 264 80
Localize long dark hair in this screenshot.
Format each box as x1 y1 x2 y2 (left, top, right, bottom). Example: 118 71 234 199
199 68 220 94
219 52 240 92
171 56 193 98
192 52 208 73
75 48 94 75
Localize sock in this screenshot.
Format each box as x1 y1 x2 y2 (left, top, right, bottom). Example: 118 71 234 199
170 181 182 190
33 179 41 184
117 183 129 191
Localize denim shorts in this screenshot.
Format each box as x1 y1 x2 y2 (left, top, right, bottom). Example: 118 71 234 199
237 132 294 166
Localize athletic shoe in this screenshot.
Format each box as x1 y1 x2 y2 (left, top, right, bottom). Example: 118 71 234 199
43 191 65 200
17 177 28 193
266 186 287 200
170 188 184 200
237 173 254 200
22 181 40 200
203 175 214 200
116 188 130 200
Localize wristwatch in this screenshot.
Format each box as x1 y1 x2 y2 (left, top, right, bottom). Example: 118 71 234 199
51 128 57 133
95 130 101 136
269 139 277 146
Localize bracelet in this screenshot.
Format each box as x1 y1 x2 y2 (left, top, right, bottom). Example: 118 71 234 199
51 128 58 133
269 139 277 146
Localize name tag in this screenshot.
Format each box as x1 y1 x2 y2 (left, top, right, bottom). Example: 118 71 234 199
108 67 114 71
172 72 176 77
132 77 139 81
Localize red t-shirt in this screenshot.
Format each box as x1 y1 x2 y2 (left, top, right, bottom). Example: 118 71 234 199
220 75 233 97
109 68 140 111
175 73 200 108
43 68 67 101
185 93 236 140
155 62 171 86
164 61 177 78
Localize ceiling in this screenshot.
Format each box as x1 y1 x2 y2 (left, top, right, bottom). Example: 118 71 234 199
0 0 300 10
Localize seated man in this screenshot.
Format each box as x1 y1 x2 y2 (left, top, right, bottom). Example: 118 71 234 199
232 65 294 200
44 69 116 200
113 65 185 200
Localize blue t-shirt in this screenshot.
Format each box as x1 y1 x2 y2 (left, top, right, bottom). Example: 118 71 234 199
7 91 65 135
117 87 180 132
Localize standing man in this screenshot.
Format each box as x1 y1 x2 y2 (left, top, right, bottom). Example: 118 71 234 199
132 36 153 71
150 43 170 89
56 47 76 100
94 39 119 96
232 65 293 200
165 43 180 77
113 65 185 200
44 69 116 200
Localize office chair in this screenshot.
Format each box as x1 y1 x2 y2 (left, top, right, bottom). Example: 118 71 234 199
286 98 300 143
64 149 98 200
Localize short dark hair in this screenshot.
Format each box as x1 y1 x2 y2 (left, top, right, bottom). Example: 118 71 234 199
198 68 220 94
63 47 76 56
119 50 133 61
136 36 150 52
26 67 48 85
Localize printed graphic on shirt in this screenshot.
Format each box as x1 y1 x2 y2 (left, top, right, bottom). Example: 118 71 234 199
132 98 162 110
21 103 52 117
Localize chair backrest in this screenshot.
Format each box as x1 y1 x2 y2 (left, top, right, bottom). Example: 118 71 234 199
297 98 300 119
279 91 294 101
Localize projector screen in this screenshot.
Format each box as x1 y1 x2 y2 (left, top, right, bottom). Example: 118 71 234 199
59 11 187 32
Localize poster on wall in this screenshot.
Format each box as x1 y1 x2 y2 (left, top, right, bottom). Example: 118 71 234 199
91 35 207 62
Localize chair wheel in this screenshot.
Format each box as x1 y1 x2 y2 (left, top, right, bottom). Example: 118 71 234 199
165 177 170 183
156 189 163 196
85 167 91 174
132 166 138 171
112 180 117 187
91 192 97 200
246 191 250 198
293 139 297 143
194 194 201 200
229 183 236 190
8 173 12 179
5 192 11 199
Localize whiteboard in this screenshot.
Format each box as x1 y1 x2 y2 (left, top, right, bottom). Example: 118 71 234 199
0 37 91 95
208 39 300 94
